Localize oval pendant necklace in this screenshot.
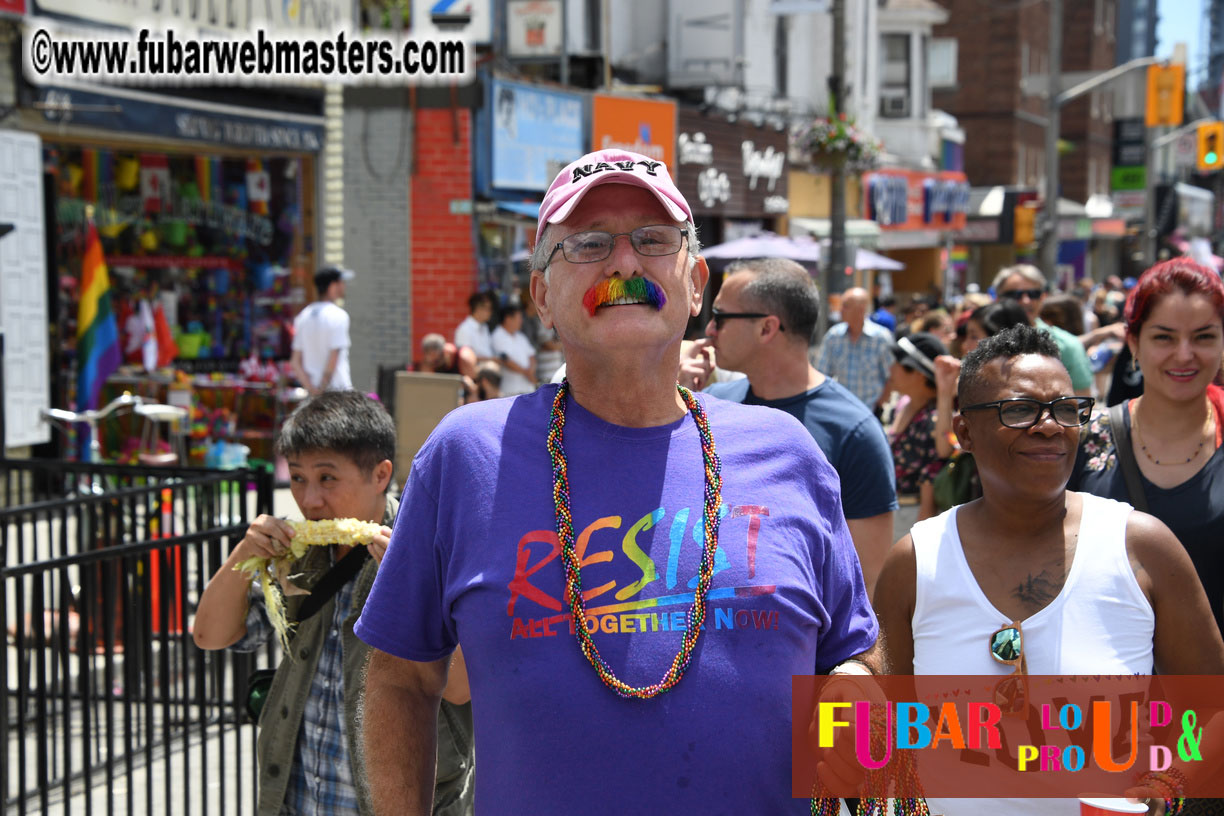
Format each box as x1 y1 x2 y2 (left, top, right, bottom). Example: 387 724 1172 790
547 379 722 699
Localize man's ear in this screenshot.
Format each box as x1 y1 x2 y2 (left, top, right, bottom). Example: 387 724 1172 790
690 257 710 316
530 270 553 329
373 459 394 493
953 413 973 453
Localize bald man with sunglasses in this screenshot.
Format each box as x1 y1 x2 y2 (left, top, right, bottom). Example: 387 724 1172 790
874 324 1224 816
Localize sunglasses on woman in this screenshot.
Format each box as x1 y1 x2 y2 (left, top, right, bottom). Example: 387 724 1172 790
990 621 1028 714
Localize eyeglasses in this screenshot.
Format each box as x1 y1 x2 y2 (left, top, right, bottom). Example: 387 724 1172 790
959 397 1094 429
1000 288 1046 302
547 225 687 265
710 308 785 332
990 621 1028 714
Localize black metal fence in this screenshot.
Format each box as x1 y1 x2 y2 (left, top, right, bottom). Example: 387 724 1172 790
1 459 278 815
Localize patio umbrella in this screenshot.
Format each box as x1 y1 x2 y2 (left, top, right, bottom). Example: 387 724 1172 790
855 248 905 270
701 232 823 263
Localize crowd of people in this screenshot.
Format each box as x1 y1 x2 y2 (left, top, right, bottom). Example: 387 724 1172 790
200 147 1224 816
415 290 566 405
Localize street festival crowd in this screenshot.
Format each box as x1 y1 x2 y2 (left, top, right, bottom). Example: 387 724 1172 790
194 149 1224 816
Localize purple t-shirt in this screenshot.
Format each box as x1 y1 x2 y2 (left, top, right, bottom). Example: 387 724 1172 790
356 385 877 815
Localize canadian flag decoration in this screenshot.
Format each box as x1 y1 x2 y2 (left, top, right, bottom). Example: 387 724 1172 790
140 153 171 215
246 159 270 215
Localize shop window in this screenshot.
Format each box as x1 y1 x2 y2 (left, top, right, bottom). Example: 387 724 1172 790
47 145 313 383
880 33 911 119
929 38 957 89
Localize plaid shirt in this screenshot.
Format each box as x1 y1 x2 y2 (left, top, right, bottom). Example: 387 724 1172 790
234 554 361 815
816 320 895 409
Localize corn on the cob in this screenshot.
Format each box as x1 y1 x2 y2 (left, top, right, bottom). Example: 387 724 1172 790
232 517 383 651
233 518 383 576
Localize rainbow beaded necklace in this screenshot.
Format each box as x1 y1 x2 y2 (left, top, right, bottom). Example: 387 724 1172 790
547 379 722 699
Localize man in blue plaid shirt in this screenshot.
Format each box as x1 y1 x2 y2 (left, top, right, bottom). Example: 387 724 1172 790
193 392 474 815
816 287 895 412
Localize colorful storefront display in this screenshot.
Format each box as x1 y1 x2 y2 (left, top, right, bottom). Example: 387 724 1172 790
860 167 970 296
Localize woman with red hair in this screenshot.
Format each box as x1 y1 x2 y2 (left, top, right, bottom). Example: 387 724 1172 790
1072 258 1224 639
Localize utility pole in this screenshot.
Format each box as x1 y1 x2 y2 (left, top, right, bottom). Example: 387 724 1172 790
1037 0 1063 282
824 0 846 341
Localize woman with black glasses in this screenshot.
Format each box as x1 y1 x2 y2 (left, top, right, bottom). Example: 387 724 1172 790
875 324 1224 816
1070 258 1224 638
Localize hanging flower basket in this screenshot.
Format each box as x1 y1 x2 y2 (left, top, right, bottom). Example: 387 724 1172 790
791 115 883 172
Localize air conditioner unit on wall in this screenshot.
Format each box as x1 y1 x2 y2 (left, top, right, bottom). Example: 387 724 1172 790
880 89 911 119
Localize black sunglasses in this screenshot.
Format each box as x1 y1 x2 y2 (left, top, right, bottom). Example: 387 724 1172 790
960 397 1094 429
1000 288 1045 301
710 308 785 331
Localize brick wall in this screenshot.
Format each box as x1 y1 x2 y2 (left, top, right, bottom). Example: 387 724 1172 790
1060 0 1116 204
342 99 414 393
410 109 476 360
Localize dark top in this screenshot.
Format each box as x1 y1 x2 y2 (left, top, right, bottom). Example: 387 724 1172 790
1071 405 1224 634
706 377 898 519
1106 344 1145 406
891 399 945 497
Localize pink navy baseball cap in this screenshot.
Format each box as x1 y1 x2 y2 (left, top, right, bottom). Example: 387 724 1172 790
535 149 692 246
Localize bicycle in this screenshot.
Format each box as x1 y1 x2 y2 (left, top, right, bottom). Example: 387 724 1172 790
42 392 145 491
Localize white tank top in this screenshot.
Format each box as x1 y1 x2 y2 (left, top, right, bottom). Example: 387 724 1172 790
910 492 1154 816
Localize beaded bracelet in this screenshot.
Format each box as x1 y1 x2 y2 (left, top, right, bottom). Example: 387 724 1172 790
1134 769 1186 816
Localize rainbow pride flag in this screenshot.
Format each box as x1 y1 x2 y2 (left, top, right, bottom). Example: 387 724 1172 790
76 223 122 411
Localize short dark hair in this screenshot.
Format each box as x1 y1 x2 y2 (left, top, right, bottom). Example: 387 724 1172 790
275 391 395 477
958 324 1062 406
468 292 494 313
1040 293 1085 336
314 266 349 295
500 303 522 323
969 300 1029 336
878 294 896 309
725 257 820 343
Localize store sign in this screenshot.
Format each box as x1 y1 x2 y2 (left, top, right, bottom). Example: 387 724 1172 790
507 0 562 57
0 0 24 18
34 85 324 151
592 94 676 169
491 78 584 192
1111 166 1146 191
0 130 50 448
675 109 789 217
412 0 492 45
33 0 347 33
1111 190 1146 220
862 169 970 231
1112 118 1146 167
954 218 1000 243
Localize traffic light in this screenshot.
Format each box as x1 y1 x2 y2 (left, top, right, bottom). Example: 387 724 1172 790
1014 203 1037 247
1145 63 1186 127
1197 122 1224 172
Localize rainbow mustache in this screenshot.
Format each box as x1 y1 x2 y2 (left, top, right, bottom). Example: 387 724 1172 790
582 277 667 316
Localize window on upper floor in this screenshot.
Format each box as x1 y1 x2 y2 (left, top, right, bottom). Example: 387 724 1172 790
929 38 957 89
880 33 911 118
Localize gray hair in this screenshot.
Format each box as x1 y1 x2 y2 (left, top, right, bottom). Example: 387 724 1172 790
421 333 446 353
531 221 702 283
991 263 1046 293
725 258 821 344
